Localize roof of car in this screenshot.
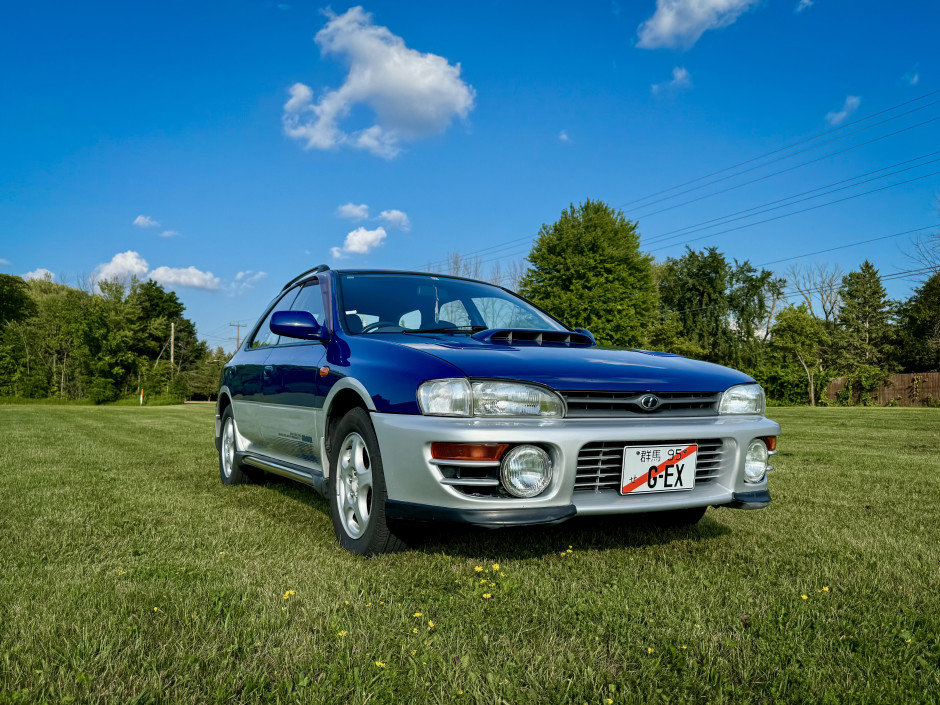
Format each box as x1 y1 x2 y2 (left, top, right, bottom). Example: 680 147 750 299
283 266 497 290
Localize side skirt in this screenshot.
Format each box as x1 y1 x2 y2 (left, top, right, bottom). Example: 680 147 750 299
236 451 328 498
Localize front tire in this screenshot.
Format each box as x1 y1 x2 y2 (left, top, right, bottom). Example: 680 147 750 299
328 407 406 556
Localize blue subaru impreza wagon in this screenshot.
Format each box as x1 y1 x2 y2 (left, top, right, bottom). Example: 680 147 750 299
215 266 780 555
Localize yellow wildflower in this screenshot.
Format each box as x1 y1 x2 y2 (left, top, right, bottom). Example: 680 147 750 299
647 647 654 654
337 630 347 637
153 607 160 612
375 661 386 668
412 628 418 634
566 549 573 554
344 600 349 605
822 586 830 592
411 650 417 656
681 645 687 650
413 612 423 617
801 595 808 600
492 563 500 571
483 593 492 599
607 700 613 704
428 621 435 629
283 590 296 600
474 566 483 572
366 602 372 607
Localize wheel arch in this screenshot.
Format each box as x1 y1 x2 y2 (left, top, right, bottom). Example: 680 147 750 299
322 378 375 476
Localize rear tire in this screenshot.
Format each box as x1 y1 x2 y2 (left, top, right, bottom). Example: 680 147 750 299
328 407 406 556
218 406 256 485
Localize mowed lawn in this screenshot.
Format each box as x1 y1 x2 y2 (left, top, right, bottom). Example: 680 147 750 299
0 405 938 704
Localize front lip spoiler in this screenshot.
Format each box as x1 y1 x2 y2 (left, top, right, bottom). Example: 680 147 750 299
385 500 577 528
724 489 772 510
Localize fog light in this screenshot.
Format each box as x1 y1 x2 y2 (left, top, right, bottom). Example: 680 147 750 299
744 439 768 484
500 445 552 498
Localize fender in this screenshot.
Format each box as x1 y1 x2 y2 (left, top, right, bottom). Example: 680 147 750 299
320 376 376 478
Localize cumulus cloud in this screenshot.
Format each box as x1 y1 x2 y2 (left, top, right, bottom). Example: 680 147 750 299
23 268 55 281
229 270 267 295
159 230 180 238
0 257 9 266
637 0 761 49
796 0 813 12
901 65 920 86
133 215 159 228
826 95 861 126
378 209 410 230
94 251 150 283
282 6 476 158
337 202 370 220
651 66 692 95
148 266 221 290
331 226 387 258
558 130 570 143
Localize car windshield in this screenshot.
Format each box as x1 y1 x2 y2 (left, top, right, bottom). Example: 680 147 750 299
337 273 568 335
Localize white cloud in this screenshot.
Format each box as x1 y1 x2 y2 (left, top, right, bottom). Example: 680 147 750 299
133 215 159 228
558 130 570 143
229 270 267 295
148 266 221 290
902 66 920 86
282 6 476 158
94 250 149 283
23 268 55 281
0 257 9 265
826 95 861 126
796 0 813 12
651 66 692 95
331 226 387 258
637 0 761 49
378 209 410 230
337 202 370 220
159 230 180 238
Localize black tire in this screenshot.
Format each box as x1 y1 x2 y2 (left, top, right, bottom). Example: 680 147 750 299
328 407 406 556
218 405 257 485
647 506 708 528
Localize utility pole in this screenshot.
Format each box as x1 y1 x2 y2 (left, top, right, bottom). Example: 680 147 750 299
230 322 245 348
170 321 175 368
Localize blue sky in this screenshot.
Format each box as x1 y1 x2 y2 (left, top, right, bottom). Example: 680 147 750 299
1 0 937 350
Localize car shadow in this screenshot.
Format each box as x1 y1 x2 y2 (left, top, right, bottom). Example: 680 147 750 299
400 513 732 560
253 475 731 559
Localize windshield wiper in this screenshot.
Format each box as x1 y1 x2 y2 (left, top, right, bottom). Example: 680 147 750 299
402 325 488 335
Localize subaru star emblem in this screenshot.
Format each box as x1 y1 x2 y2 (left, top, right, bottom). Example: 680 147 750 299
639 394 661 411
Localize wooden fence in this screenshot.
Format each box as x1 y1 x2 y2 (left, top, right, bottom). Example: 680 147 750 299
825 373 940 406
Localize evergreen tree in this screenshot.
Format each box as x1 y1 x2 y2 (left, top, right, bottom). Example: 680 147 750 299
895 271 940 372
519 199 656 347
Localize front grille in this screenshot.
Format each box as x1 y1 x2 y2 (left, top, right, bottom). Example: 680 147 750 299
561 391 720 418
574 439 725 492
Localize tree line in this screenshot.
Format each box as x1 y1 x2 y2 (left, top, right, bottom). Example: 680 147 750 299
0 274 227 403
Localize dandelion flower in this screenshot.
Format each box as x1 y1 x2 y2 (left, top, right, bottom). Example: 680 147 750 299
366 602 372 607
681 645 687 650
153 607 160 612
647 647 654 654
566 549 573 554
483 593 492 599
338 630 347 637
375 661 386 668
411 650 417 656
344 600 349 605
474 566 483 572
801 595 808 600
428 621 435 629
412 628 419 634
822 586 830 592
413 612 423 618
283 590 296 600
607 700 613 704
492 563 500 571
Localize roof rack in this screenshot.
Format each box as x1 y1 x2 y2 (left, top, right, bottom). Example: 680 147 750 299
281 264 330 291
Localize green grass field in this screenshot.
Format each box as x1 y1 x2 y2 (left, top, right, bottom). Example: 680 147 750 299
0 405 938 704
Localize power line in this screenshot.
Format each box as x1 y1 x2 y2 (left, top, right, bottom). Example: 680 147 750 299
619 88 940 209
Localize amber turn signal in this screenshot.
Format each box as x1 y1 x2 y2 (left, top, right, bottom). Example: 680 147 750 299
761 436 777 452
430 443 510 461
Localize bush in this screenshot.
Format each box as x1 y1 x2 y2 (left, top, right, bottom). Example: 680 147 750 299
86 378 119 405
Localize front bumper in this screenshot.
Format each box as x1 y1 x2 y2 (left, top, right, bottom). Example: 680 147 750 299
371 412 780 526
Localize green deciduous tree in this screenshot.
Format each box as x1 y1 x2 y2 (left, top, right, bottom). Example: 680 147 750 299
519 200 656 347
771 305 829 406
895 271 940 372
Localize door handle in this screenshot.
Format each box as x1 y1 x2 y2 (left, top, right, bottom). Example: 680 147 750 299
263 365 274 379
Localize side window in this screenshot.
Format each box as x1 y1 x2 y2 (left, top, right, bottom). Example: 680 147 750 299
399 309 421 328
438 299 471 327
250 288 300 348
290 282 326 325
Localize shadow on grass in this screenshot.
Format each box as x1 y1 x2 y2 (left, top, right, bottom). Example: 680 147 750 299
250 473 731 559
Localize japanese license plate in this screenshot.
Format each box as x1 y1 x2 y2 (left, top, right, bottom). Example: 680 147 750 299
621 444 697 495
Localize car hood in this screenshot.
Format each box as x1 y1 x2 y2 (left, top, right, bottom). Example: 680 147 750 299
380 334 753 392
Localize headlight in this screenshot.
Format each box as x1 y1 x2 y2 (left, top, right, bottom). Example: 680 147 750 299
501 445 553 497
718 384 766 415
417 379 472 416
417 379 564 417
744 439 768 483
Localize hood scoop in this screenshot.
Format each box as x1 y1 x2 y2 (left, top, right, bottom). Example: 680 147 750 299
471 329 595 348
